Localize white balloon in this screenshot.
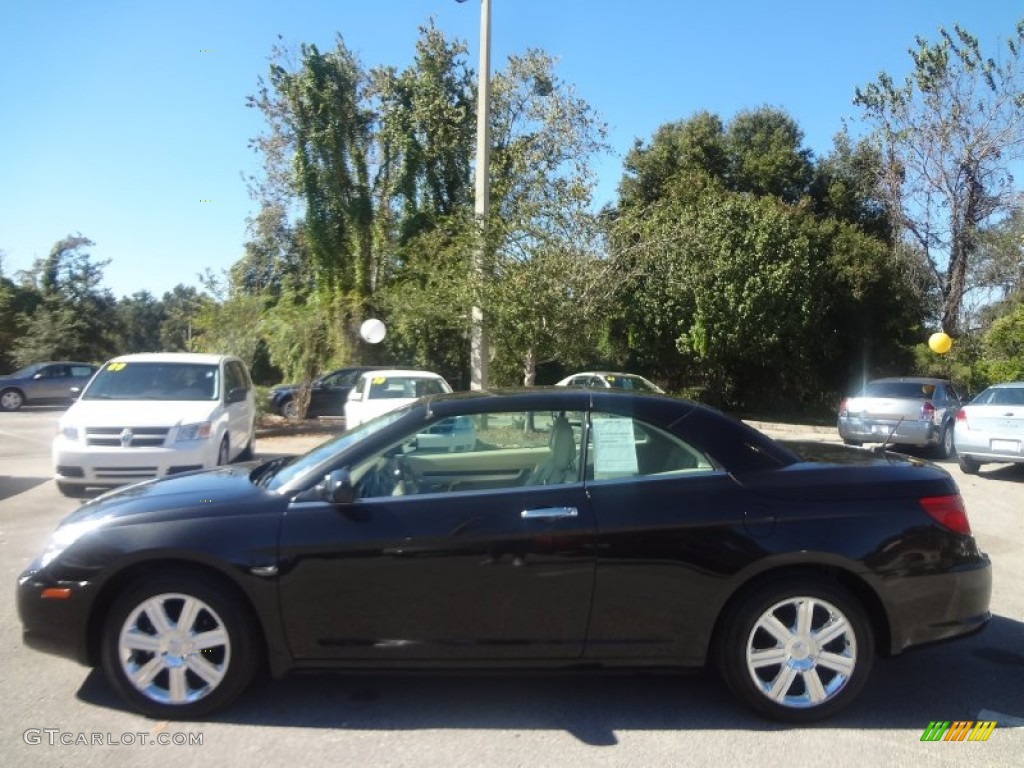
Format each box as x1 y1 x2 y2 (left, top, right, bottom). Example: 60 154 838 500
360 318 386 344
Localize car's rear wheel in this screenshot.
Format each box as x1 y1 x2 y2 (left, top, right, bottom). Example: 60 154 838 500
958 454 980 474
717 579 873 722
281 399 298 420
100 574 258 719
237 433 254 461
933 423 953 459
1 388 24 411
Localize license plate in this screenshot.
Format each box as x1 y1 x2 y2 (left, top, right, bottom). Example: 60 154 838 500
991 439 1021 453
872 424 892 435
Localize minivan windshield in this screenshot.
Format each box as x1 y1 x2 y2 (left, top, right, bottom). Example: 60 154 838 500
84 362 219 401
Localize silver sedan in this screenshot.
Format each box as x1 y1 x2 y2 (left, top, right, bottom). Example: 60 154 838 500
953 381 1024 473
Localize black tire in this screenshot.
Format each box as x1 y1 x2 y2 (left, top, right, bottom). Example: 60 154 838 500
958 454 980 474
841 439 862 447
56 481 87 498
217 436 230 466
717 578 874 723
1 388 25 412
100 573 259 719
237 433 254 462
933 423 953 459
281 399 299 420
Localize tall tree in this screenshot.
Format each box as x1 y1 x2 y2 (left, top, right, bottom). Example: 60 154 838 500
114 291 166 353
854 20 1024 334
12 235 118 365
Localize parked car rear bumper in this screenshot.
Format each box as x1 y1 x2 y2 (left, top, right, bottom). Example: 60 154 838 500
838 417 941 446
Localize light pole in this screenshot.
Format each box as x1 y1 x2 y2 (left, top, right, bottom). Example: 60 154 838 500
458 0 491 390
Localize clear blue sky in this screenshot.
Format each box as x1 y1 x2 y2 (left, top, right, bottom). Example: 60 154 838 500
1 0 1019 299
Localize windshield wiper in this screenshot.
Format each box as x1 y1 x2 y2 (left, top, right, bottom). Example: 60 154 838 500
252 456 293 487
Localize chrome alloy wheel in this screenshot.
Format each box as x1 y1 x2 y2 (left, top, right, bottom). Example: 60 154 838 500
117 592 231 706
744 596 856 709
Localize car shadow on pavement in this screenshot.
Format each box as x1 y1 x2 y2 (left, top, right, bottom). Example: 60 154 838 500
74 615 1023 743
0 476 50 502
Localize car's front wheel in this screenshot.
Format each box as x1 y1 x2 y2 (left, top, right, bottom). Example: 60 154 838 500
217 436 230 466
1 388 24 411
100 574 259 719
717 579 874 722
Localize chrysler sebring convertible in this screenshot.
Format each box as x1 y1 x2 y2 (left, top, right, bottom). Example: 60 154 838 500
17 389 991 722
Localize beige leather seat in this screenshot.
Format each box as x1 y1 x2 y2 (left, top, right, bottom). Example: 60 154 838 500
528 416 577 485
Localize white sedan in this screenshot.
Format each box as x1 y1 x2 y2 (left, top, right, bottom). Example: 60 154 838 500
344 369 453 429
556 371 664 393
953 381 1024 474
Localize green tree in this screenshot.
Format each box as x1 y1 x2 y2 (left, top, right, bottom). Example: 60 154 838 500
12 235 118 366
114 291 166 353
854 20 1024 334
159 284 208 352
0 253 42 372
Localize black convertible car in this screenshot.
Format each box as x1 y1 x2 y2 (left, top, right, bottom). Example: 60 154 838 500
17 389 991 722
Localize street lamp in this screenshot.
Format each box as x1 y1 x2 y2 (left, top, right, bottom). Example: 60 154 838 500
458 0 491 390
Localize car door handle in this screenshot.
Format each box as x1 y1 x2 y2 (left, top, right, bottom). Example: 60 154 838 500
521 506 578 519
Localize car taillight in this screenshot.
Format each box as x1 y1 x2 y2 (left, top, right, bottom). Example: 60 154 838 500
919 494 971 535
956 408 968 427
920 401 936 421
838 398 849 416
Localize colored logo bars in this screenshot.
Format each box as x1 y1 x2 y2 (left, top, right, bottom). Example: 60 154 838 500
920 721 997 742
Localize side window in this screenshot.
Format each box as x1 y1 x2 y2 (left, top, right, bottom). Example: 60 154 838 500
70 366 94 377
225 362 249 394
350 409 584 499
586 412 713 481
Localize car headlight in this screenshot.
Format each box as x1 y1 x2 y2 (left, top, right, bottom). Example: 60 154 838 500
58 425 79 441
177 421 212 441
40 517 108 568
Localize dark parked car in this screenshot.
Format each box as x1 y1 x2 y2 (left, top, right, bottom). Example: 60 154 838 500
837 376 963 458
0 361 98 411
18 389 991 723
268 366 387 419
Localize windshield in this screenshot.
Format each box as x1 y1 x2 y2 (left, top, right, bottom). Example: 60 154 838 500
605 374 662 393
83 362 219 401
264 405 414 491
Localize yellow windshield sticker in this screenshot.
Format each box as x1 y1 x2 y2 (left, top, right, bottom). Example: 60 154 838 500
106 362 127 371
372 376 386 385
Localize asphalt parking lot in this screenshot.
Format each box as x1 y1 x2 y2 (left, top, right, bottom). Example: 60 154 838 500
1 408 1021 767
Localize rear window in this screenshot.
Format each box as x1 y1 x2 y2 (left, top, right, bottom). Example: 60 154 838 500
972 386 1024 406
368 376 448 399
862 381 938 399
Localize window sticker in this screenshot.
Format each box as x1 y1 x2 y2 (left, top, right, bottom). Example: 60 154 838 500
106 362 127 371
371 376 387 385
592 417 639 476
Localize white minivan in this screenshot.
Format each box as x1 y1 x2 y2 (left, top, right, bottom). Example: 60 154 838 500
52 353 256 496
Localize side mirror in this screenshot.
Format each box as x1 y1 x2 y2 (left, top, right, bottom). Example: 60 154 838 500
324 468 355 504
226 387 248 404
348 392 363 401
69 386 82 399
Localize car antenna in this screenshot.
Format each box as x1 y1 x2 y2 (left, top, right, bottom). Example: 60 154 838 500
874 417 904 455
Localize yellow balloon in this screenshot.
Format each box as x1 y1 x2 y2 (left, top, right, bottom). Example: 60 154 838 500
928 332 953 354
